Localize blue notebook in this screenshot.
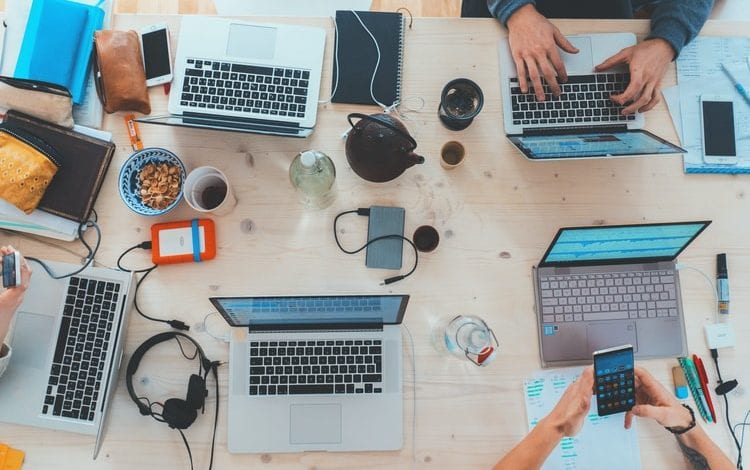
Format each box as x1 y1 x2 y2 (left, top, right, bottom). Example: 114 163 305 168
14 0 104 104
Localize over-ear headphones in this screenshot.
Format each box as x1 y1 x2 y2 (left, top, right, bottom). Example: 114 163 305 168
126 332 221 469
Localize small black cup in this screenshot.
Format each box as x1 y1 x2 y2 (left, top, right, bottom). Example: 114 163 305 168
438 78 484 131
413 225 440 253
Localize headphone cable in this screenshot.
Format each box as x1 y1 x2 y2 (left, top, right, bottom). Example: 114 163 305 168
333 209 419 285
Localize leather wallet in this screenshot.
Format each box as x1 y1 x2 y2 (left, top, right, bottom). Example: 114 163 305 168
93 30 151 114
0 124 60 214
0 76 74 127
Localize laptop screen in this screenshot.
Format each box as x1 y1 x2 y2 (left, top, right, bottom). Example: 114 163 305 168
508 129 684 160
210 295 409 329
540 221 710 266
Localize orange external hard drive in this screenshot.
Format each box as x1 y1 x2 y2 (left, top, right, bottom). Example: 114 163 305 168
151 219 216 264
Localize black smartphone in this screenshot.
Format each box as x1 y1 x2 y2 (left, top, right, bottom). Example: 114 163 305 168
2 252 21 288
593 344 635 416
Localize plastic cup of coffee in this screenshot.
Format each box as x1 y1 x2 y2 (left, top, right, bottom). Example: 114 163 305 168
184 166 237 215
440 141 466 169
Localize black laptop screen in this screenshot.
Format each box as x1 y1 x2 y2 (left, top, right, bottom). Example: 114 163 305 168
210 295 408 328
509 129 684 159
540 222 710 266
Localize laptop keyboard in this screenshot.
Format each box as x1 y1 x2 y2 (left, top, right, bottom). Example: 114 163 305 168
41 277 120 421
180 58 310 117
539 270 677 323
248 340 383 396
510 73 636 127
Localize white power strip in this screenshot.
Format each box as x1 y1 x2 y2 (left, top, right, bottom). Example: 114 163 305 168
704 322 736 349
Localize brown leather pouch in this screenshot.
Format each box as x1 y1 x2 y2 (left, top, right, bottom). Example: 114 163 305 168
0 125 60 214
93 30 151 114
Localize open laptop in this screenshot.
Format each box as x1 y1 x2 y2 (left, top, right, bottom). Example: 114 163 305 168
498 33 685 160
137 16 326 137
0 259 134 458
532 221 711 367
209 294 408 453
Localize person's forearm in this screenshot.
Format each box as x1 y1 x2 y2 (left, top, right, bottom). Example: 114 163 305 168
648 0 714 57
494 417 563 470
486 0 536 25
676 426 735 470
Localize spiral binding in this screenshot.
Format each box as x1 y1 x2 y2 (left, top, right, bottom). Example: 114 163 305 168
395 13 405 105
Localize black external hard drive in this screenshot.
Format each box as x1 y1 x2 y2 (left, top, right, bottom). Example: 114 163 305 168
365 206 405 270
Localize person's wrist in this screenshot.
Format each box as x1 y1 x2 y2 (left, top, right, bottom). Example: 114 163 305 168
507 4 539 29
539 414 566 439
665 404 697 434
644 37 676 61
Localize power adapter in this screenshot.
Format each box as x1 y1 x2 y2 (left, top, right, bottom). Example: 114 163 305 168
704 322 736 349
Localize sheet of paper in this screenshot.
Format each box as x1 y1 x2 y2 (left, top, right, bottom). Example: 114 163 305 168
524 367 641 470
677 61 750 173
677 37 750 80
662 86 682 139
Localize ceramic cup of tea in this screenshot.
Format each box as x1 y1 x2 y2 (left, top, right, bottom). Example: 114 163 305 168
440 141 466 169
184 166 237 215
438 78 484 131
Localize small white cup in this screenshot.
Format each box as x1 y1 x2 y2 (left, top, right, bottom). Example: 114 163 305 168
183 166 237 216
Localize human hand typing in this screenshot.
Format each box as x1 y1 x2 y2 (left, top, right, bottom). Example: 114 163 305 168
506 4 579 101
595 38 674 115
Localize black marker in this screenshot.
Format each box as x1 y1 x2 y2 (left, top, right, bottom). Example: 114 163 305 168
717 253 729 315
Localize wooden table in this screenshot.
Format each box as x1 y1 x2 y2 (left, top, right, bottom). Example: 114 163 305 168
1 14 749 470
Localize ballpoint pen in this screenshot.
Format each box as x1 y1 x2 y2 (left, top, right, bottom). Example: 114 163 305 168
693 354 717 423
721 63 750 107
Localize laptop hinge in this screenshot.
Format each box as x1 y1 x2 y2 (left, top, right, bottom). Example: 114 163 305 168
522 124 628 136
183 111 302 129
248 322 384 333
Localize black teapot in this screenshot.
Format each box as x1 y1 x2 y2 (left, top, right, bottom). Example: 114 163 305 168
345 113 425 183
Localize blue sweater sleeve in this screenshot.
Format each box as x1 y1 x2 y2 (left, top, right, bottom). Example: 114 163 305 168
646 0 714 56
486 0 536 25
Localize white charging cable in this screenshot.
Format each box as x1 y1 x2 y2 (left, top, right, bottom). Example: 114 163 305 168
198 311 230 343
675 262 719 322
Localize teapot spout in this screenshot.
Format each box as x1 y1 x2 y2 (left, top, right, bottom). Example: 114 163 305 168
409 152 425 166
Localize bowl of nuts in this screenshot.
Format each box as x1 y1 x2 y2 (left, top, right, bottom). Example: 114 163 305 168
118 148 186 216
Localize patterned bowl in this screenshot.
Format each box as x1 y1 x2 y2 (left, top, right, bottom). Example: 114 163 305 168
118 148 186 216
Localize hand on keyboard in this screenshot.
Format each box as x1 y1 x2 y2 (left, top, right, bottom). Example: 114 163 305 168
506 4 579 101
595 38 675 115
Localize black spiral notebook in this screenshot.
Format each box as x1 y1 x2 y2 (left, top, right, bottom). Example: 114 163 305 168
332 10 405 106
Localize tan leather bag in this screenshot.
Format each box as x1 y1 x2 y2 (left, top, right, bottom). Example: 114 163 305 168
0 77 74 128
93 30 151 114
0 126 60 214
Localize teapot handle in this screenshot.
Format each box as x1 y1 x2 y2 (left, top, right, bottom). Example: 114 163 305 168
347 113 417 151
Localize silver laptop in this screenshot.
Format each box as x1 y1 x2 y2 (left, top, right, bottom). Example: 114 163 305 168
0 259 134 458
498 33 684 160
137 16 326 137
532 221 711 367
209 294 408 453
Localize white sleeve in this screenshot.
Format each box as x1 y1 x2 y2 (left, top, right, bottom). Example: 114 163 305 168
0 343 11 379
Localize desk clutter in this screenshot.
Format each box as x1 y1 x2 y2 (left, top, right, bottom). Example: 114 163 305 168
0 4 748 469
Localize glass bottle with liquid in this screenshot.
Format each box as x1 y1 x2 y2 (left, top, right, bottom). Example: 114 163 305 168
289 150 336 209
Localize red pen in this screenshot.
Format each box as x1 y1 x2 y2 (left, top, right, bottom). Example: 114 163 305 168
693 354 717 423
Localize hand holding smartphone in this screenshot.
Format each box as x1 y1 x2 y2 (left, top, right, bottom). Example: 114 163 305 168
593 344 635 416
2 252 22 288
139 23 173 87
700 95 738 165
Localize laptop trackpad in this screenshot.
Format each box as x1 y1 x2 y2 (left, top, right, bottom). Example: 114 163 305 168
11 312 55 369
227 23 276 60
289 404 342 445
586 321 637 355
561 36 593 72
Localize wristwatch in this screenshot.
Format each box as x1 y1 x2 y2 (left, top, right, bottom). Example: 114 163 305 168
665 404 696 435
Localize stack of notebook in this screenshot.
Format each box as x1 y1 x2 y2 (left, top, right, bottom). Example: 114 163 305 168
0 110 115 240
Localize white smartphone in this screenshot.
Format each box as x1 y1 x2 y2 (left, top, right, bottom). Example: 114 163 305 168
700 95 737 165
139 23 173 87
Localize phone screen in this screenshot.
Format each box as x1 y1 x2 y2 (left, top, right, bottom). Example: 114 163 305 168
702 101 736 157
594 345 635 416
142 28 171 80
